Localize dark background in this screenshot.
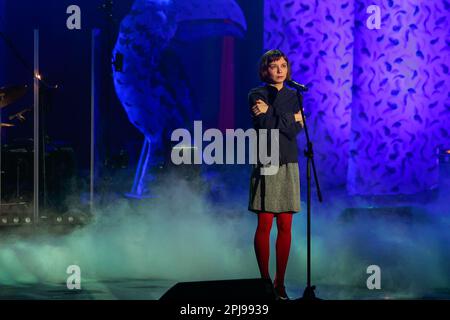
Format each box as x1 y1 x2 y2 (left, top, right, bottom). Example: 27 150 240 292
0 0 263 181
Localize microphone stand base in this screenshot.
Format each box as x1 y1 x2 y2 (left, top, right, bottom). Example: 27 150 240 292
296 285 322 301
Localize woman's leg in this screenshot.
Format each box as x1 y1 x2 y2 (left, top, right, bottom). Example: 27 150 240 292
254 212 274 279
274 212 293 288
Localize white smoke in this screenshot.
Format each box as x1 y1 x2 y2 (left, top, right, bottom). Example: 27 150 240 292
0 166 448 299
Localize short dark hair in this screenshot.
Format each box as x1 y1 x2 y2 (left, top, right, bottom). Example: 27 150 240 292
258 49 292 83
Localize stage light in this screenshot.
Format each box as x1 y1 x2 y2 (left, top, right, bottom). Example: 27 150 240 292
1 218 7 224
25 217 31 223
35 73 42 80
13 217 19 224
56 216 62 223
68 216 74 222
439 148 450 163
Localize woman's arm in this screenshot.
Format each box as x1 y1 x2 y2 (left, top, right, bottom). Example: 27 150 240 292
249 91 303 140
275 110 303 140
278 94 304 140
248 91 297 131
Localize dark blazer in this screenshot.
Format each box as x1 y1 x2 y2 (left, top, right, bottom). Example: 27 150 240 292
248 84 303 165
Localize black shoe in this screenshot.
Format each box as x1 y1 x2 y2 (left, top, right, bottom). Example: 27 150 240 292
274 285 290 301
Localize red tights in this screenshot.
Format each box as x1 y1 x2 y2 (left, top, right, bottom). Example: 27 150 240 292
254 212 293 288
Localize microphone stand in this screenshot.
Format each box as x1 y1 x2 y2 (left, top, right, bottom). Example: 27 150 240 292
292 87 323 300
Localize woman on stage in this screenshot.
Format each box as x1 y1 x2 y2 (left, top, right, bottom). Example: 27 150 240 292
248 49 304 300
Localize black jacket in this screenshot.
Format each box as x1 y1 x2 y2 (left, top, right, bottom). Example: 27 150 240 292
248 84 303 165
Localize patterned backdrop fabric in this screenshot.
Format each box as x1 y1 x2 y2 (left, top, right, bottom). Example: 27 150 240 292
264 0 355 189
264 0 450 195
350 0 449 195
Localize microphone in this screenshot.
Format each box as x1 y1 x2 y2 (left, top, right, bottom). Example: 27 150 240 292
286 80 308 92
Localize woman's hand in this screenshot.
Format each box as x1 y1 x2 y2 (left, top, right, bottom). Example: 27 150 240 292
294 112 304 127
252 99 269 116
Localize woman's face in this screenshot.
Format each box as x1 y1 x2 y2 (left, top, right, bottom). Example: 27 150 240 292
267 57 288 84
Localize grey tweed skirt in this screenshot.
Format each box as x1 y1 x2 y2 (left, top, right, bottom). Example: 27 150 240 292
248 162 301 214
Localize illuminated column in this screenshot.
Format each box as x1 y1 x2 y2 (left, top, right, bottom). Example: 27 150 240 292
0 0 4 85
33 29 40 222
0 0 4 206
218 36 235 131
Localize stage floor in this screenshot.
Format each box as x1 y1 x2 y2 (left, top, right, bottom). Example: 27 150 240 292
0 280 449 300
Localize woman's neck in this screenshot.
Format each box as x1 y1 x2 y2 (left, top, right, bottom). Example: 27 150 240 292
269 83 284 91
